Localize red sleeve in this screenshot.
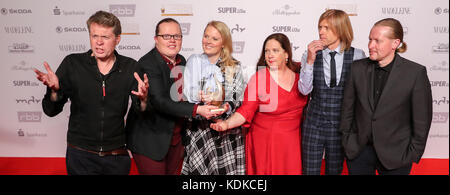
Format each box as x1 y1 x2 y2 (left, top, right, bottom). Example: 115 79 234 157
192 103 199 117
236 72 260 128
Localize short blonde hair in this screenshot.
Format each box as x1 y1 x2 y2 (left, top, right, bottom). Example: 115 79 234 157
319 9 354 52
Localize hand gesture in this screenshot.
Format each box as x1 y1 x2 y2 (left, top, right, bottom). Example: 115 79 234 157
34 62 60 91
131 72 149 102
306 40 325 65
210 119 228 132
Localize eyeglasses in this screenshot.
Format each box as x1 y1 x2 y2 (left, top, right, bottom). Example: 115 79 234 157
157 34 183 40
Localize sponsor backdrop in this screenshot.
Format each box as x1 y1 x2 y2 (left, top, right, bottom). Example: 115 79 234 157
0 0 448 174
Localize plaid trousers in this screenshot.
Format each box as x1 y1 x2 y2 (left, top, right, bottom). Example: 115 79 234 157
302 48 354 175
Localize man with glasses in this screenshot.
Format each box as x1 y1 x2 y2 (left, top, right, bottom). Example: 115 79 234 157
126 18 219 175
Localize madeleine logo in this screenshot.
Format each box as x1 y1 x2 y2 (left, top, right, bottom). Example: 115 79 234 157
382 7 411 15
4 26 33 34
327 4 357 16
110 4 136 17
434 26 449 34
59 44 86 52
161 4 193 16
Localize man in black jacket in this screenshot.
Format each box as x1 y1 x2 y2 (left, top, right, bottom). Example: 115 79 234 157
339 18 432 175
126 18 219 175
34 11 148 175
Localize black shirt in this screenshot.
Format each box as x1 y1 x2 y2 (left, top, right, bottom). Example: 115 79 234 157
368 56 395 145
42 50 140 152
374 56 395 108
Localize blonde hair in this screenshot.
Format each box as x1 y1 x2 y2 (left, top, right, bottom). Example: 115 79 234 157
205 21 239 82
374 18 407 53
319 9 354 52
87 10 121 36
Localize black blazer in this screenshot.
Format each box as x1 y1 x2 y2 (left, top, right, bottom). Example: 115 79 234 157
339 54 433 170
126 48 195 161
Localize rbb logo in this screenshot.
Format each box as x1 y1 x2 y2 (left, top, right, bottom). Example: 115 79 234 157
233 41 245 54
180 23 191 35
433 112 449 123
17 111 42 122
110 4 136 17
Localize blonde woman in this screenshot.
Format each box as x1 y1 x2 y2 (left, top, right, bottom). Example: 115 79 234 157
182 21 246 175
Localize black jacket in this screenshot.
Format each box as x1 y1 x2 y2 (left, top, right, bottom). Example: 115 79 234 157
42 50 139 152
339 54 433 169
126 48 195 161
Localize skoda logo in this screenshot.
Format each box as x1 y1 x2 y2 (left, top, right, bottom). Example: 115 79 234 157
56 26 63 33
1 8 7 15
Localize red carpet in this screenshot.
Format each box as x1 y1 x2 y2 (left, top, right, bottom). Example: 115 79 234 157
0 157 447 175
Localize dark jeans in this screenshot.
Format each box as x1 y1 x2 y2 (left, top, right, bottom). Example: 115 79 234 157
66 146 131 175
346 145 412 175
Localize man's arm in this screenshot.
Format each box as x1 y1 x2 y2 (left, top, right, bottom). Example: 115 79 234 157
299 40 324 95
35 59 69 117
409 66 433 163
339 61 357 144
298 50 314 95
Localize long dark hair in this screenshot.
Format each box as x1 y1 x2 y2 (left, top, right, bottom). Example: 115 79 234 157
256 33 299 72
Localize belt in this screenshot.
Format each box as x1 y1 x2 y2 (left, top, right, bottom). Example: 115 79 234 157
68 144 128 157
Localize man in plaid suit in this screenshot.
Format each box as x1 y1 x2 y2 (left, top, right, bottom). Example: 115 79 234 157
298 9 366 175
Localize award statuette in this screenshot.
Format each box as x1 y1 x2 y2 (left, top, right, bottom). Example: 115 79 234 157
204 74 225 112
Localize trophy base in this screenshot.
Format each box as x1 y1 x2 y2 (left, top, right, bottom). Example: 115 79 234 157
211 108 225 112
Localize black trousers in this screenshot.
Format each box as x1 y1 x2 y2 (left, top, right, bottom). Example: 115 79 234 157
66 146 131 175
346 145 412 175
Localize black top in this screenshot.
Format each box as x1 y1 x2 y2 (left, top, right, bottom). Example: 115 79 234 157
374 55 395 108
126 47 196 161
42 50 140 152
